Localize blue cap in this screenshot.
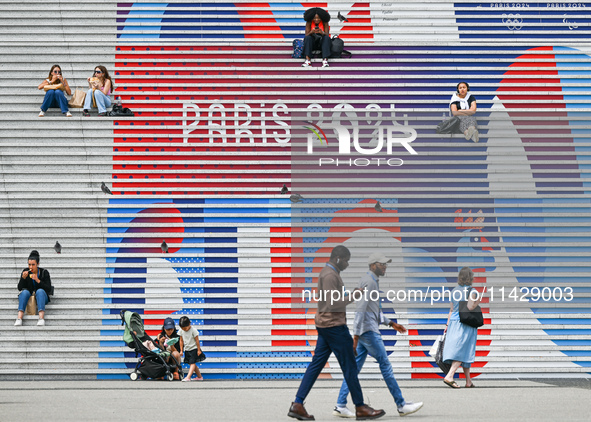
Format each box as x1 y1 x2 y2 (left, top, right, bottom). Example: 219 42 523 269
163 317 175 329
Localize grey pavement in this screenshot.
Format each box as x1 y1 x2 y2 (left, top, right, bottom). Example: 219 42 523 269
0 379 589 422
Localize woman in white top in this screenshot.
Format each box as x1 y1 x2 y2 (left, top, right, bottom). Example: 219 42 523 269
450 81 479 143
38 64 72 117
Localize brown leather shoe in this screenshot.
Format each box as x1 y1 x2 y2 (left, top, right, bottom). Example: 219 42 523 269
355 405 386 420
288 402 315 421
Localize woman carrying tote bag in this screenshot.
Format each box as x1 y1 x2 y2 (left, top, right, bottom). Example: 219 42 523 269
441 267 482 388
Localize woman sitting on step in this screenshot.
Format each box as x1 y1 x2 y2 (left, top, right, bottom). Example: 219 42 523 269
38 64 72 117
302 8 331 68
450 81 479 143
157 317 182 379
83 65 114 117
14 250 52 327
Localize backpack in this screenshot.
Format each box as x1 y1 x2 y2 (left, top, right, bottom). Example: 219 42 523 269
330 35 352 58
292 39 304 58
436 116 461 134
108 104 135 117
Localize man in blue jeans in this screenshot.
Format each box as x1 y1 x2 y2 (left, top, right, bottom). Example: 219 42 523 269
333 252 423 418
288 245 385 421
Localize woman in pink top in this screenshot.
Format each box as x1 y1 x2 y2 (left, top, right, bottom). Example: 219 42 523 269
83 65 114 116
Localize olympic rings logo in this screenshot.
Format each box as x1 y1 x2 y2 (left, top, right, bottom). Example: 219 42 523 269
502 13 523 30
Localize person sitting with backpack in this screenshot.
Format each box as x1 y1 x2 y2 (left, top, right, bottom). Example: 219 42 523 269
450 81 479 142
302 11 331 68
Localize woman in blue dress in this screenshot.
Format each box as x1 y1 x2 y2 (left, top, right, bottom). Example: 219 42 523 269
442 267 482 388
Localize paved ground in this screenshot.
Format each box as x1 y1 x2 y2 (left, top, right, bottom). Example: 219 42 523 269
0 379 589 422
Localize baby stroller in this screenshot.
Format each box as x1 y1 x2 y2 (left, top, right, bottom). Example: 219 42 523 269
120 310 183 381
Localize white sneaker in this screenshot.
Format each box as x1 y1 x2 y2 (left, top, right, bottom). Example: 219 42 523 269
38 111 45 117
301 60 311 68
333 406 355 418
472 129 480 143
181 377 192 382
66 111 72 117
37 319 45 326
398 401 423 416
14 318 22 326
322 59 329 68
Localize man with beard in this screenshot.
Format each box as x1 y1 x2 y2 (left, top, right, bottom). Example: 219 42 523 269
332 252 424 418
288 245 385 421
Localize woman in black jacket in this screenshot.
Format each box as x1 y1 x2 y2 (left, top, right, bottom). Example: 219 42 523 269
15 250 52 326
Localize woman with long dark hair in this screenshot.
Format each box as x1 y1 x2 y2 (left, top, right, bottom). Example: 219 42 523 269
83 65 114 116
38 64 72 117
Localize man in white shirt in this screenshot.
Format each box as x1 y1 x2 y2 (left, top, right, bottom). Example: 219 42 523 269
332 252 423 418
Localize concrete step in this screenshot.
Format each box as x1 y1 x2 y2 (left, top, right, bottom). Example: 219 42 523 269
2 0 591 380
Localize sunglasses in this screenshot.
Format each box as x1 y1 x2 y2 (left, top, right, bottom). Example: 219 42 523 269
94 70 102 74
53 70 61 74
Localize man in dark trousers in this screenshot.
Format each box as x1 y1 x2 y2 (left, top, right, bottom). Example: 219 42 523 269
288 245 385 421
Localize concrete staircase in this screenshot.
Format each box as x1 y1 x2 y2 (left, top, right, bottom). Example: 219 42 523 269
1 1 590 380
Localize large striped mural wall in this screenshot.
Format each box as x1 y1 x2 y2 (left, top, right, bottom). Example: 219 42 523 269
101 1 591 379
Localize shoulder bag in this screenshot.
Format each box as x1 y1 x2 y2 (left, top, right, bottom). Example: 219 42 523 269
459 288 484 328
436 116 461 134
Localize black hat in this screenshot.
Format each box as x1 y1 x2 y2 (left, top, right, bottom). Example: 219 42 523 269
304 7 331 23
163 317 175 329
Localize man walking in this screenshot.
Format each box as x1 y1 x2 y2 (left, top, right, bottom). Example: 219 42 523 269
288 245 386 421
332 252 423 418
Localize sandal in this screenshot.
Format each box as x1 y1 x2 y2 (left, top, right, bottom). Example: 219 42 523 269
465 383 476 388
444 379 461 389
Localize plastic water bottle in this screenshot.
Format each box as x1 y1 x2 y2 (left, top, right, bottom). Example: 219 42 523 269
116 96 122 107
